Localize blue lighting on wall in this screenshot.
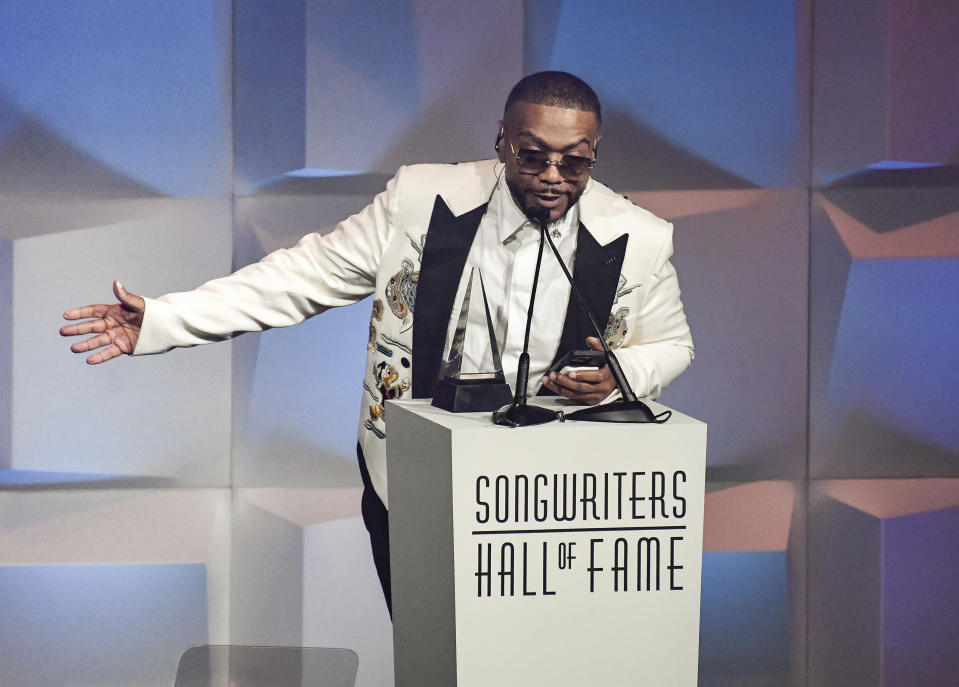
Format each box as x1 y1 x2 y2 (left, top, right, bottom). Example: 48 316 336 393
700 551 790 676
525 0 800 187
0 0 230 196
0 563 208 686
829 258 959 453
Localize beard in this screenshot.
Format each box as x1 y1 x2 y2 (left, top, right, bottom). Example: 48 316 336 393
506 177 585 224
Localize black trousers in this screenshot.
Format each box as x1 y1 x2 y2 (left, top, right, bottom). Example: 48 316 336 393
356 444 392 616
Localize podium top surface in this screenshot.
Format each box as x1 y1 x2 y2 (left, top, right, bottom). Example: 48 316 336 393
388 398 704 433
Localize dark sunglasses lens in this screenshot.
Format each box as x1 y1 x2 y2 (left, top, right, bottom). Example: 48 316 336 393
516 149 592 177
517 150 548 172
560 155 591 176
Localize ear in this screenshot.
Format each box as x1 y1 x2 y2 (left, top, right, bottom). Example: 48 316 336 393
496 120 506 162
592 133 602 158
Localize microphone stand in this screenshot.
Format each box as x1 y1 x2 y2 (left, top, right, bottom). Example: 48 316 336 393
541 218 670 424
492 210 562 428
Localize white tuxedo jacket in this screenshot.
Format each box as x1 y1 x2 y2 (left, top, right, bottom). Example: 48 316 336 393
135 160 693 505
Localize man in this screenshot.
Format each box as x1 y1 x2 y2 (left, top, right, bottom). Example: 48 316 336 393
60 71 693 613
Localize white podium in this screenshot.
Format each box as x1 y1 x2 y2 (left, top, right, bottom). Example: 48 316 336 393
387 399 706 687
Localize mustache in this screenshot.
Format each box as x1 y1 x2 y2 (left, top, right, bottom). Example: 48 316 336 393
534 185 565 195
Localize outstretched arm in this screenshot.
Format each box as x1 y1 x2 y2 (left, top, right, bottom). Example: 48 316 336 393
60 280 145 364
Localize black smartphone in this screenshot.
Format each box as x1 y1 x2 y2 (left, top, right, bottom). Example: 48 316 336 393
548 349 607 374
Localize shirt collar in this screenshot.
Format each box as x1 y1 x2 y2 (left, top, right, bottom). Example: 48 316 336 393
493 172 579 244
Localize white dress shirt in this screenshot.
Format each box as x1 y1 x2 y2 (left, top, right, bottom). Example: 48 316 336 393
442 170 579 394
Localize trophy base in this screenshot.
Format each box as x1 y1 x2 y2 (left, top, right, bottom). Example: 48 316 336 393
431 376 514 413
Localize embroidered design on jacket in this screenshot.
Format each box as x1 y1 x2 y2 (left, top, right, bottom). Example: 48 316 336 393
385 258 418 331
614 275 641 303
379 333 412 355
372 333 412 360
363 419 386 440
368 361 411 424
407 233 426 261
602 276 640 348
605 307 629 348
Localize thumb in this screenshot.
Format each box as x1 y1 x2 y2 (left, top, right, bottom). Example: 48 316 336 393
113 280 145 312
586 336 605 351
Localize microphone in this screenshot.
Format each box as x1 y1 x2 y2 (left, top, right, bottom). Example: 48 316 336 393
492 207 562 427
541 218 670 424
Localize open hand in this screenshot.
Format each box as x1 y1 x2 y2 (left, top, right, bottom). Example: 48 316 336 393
541 336 616 405
60 281 145 364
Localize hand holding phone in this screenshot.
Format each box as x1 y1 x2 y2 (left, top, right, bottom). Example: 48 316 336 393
548 349 607 375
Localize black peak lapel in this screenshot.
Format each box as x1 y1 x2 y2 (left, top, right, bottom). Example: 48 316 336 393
412 196 488 398
538 224 629 396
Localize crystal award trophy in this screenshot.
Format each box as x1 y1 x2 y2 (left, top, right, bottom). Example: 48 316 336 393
431 268 514 412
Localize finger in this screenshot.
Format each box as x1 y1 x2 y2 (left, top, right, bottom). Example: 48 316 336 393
586 336 605 351
545 377 581 401
114 280 145 312
566 368 604 384
558 386 600 404
544 373 588 400
71 332 113 353
550 373 598 395
550 377 602 404
87 343 122 365
63 304 109 321
60 319 107 337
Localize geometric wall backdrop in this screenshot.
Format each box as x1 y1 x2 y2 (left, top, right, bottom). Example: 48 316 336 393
700 482 805 686
524 0 811 191
0 490 230 687
810 188 959 478
812 0 959 181
2 2 958 685
231 489 393 687
0 563 207 687
0 0 232 198
231 195 378 488
300 0 524 176
809 480 959 686
2 198 232 488
645 190 809 481
234 0 524 192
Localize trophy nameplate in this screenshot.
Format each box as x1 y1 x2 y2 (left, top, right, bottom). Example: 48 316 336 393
431 268 514 413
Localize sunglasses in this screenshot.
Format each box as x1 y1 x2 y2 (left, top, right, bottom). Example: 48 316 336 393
508 140 596 179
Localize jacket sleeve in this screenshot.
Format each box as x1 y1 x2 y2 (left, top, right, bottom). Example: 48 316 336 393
134 169 404 355
611 224 694 400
